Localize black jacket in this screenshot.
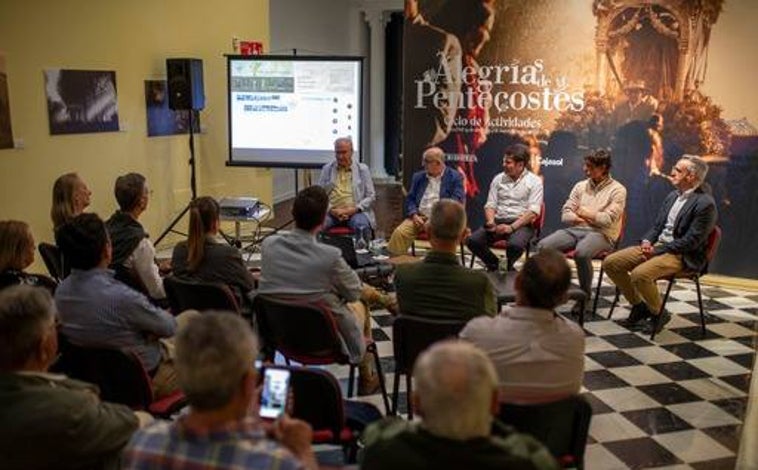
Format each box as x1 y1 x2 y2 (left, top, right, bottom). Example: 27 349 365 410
642 186 717 273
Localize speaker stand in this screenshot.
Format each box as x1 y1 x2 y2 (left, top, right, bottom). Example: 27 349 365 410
155 110 199 247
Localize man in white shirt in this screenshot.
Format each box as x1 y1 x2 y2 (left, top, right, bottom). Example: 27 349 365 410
388 147 464 256
603 155 717 335
466 144 543 271
105 173 166 301
460 249 585 404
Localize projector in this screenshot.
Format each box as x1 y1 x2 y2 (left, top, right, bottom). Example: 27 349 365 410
219 197 260 218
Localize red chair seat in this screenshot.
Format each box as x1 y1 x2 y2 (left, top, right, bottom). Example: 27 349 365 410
325 226 355 236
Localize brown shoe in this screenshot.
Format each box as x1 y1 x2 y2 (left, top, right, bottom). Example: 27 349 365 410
358 374 381 396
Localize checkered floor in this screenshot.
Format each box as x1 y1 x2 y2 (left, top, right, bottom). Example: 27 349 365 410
318 259 757 469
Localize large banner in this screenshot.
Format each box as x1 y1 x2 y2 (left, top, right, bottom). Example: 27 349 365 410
403 0 758 279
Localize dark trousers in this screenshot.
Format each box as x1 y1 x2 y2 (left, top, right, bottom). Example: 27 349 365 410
467 218 534 270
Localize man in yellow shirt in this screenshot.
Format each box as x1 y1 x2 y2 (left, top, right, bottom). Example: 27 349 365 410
317 137 376 234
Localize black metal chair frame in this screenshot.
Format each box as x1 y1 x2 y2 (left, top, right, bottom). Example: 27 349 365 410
495 394 592 469
51 335 186 418
607 226 721 340
253 294 391 415
391 314 468 418
163 276 241 315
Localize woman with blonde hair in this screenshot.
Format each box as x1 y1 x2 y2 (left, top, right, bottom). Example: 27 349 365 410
0 220 57 292
51 173 92 229
171 196 255 305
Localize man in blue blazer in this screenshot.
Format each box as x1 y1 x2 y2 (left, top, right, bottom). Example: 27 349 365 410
604 155 717 334
388 147 464 256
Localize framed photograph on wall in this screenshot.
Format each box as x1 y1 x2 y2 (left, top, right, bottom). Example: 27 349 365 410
44 68 119 135
144 79 199 137
0 54 13 149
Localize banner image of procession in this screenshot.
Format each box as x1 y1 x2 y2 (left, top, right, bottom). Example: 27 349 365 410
403 0 758 278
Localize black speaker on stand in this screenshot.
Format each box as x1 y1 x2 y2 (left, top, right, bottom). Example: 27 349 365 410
155 58 205 246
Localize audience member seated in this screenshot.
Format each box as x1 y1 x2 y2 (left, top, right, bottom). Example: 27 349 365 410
258 186 383 395
0 220 57 293
604 155 717 335
360 340 558 470
0 285 147 469
394 199 497 319
123 313 317 470
537 149 626 316
51 172 92 230
388 146 464 256
466 144 543 271
317 137 375 233
460 249 585 404
55 213 181 399
171 196 256 308
105 173 167 301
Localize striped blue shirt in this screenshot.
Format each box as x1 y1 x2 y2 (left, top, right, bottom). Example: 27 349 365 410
55 268 176 370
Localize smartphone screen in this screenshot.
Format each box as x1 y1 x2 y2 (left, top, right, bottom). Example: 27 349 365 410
259 368 290 420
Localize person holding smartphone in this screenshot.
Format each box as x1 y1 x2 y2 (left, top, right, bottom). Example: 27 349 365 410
123 313 317 470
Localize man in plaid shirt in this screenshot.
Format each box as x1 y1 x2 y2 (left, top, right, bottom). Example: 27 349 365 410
123 313 317 470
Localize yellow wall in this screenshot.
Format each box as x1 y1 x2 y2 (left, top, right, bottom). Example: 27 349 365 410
0 0 271 272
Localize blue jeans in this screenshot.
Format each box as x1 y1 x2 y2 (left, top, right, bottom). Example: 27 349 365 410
323 211 372 233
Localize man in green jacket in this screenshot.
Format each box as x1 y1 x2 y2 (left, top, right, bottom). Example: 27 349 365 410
394 199 497 319
0 285 145 470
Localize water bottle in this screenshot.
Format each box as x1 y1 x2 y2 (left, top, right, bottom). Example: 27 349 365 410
498 256 509 276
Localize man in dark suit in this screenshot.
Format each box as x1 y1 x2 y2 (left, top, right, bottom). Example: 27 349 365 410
603 155 717 334
388 147 464 256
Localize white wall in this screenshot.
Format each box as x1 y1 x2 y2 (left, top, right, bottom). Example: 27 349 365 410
269 0 369 202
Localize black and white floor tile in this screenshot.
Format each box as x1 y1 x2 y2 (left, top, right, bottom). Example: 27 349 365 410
318 259 757 469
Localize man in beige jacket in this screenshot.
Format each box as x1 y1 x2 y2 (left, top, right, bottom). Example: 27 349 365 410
537 149 627 315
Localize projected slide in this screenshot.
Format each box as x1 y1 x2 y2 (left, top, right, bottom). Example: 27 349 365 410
228 56 362 168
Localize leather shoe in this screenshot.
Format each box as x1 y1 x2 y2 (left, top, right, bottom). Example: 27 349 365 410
648 309 672 335
622 302 652 327
358 374 381 396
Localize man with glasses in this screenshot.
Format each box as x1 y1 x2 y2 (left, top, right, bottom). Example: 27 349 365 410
388 147 464 256
467 143 544 272
105 172 167 302
317 137 375 234
604 155 717 335
537 149 627 317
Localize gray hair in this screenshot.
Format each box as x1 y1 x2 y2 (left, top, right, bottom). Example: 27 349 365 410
0 286 56 372
429 199 466 241
175 312 258 411
423 147 445 165
333 136 353 150
680 154 709 185
414 340 496 439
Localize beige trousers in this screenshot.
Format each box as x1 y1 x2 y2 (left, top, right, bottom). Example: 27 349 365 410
603 246 683 314
152 309 201 399
388 218 424 256
347 300 374 378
